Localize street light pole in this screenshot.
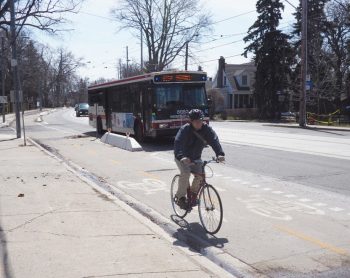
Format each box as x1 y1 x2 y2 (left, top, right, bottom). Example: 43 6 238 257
10 0 21 138
299 0 308 127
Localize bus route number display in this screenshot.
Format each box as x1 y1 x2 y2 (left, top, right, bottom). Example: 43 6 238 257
154 74 207 83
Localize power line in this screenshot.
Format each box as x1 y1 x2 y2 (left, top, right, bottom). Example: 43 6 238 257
189 53 243 66
198 39 243 52
211 10 256 25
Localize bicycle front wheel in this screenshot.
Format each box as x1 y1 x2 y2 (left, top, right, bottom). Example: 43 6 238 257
198 184 223 234
170 175 188 218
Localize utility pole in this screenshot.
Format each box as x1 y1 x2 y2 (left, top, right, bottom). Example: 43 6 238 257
185 42 189 71
140 29 143 70
10 0 21 138
1 34 5 123
118 58 122 79
126 46 129 78
299 0 308 127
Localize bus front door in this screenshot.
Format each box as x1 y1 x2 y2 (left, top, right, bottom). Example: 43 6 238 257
142 90 152 135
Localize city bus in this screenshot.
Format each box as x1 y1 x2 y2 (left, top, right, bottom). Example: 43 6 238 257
88 71 209 141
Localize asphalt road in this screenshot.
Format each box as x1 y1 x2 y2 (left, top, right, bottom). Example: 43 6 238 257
22 108 350 278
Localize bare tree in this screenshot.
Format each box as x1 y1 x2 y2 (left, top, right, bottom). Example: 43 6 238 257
0 0 83 35
45 48 82 107
112 0 211 72
324 0 350 106
117 58 143 79
207 88 224 118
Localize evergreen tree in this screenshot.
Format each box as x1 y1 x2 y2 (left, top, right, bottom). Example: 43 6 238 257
291 0 329 112
244 0 294 119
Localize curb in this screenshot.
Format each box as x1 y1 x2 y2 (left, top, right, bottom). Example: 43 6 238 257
263 124 350 133
26 137 242 278
27 137 267 278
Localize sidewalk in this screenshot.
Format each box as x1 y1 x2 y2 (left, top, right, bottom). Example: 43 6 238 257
263 122 350 132
214 119 350 132
0 128 229 278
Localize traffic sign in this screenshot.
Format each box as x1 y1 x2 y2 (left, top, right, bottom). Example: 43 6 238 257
306 80 313 91
0 96 7 103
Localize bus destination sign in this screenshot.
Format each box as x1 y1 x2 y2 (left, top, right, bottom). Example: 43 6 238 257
154 73 207 83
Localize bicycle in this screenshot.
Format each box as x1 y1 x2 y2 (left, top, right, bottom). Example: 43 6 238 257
170 157 223 234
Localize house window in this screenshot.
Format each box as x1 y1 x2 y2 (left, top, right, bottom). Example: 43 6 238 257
242 75 248 86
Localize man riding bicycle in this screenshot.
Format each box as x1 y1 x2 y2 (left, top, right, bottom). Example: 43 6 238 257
174 109 225 209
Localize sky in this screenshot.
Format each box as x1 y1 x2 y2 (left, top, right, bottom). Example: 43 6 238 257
33 0 299 82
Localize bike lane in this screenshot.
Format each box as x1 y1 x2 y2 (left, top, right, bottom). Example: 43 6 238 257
24 110 350 278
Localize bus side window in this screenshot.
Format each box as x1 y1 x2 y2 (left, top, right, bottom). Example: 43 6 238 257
120 85 130 112
130 84 141 114
111 88 121 112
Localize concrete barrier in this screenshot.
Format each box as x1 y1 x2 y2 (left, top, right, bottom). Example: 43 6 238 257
34 115 43 122
100 132 143 152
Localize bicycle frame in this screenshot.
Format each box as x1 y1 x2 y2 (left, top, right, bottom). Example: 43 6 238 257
187 158 218 208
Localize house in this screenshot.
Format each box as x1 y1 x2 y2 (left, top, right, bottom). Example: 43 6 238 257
208 57 257 117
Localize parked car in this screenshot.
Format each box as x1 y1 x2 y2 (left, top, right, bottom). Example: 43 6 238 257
76 103 89 117
281 111 296 122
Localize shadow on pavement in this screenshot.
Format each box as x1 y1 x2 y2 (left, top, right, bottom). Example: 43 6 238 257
141 136 174 152
82 131 175 152
82 131 103 140
0 138 16 142
0 212 14 278
171 215 228 251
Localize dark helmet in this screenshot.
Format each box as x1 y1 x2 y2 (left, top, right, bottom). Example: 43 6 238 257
188 109 204 120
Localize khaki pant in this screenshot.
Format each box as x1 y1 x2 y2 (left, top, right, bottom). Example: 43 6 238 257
175 159 203 199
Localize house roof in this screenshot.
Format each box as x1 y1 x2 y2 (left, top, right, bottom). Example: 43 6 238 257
225 63 256 91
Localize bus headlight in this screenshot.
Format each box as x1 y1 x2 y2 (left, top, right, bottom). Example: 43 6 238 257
159 123 169 129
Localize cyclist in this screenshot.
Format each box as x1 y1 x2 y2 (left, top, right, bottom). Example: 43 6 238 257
174 109 225 209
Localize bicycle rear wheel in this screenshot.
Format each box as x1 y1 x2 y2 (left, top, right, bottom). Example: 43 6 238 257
170 175 188 218
198 184 223 234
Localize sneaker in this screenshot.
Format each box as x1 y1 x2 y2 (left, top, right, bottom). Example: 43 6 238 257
177 197 187 210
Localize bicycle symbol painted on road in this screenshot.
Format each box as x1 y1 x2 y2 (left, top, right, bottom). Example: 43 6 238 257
117 179 168 195
237 195 325 221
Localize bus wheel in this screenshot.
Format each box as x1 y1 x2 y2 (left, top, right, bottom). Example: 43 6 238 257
134 123 144 143
97 118 103 135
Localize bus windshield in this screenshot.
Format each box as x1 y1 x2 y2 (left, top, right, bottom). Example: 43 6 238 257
154 85 207 109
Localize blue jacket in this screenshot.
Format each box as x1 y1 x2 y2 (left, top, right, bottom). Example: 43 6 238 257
174 123 225 161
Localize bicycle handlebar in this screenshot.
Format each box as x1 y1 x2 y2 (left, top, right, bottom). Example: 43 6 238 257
192 157 222 166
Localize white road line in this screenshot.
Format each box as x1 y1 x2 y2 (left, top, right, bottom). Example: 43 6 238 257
214 174 223 177
231 179 241 182
250 185 261 188
37 123 75 134
223 177 232 179
272 191 283 194
298 198 311 202
263 188 271 191
313 203 328 207
284 194 297 198
215 186 226 192
329 207 345 212
241 182 250 185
